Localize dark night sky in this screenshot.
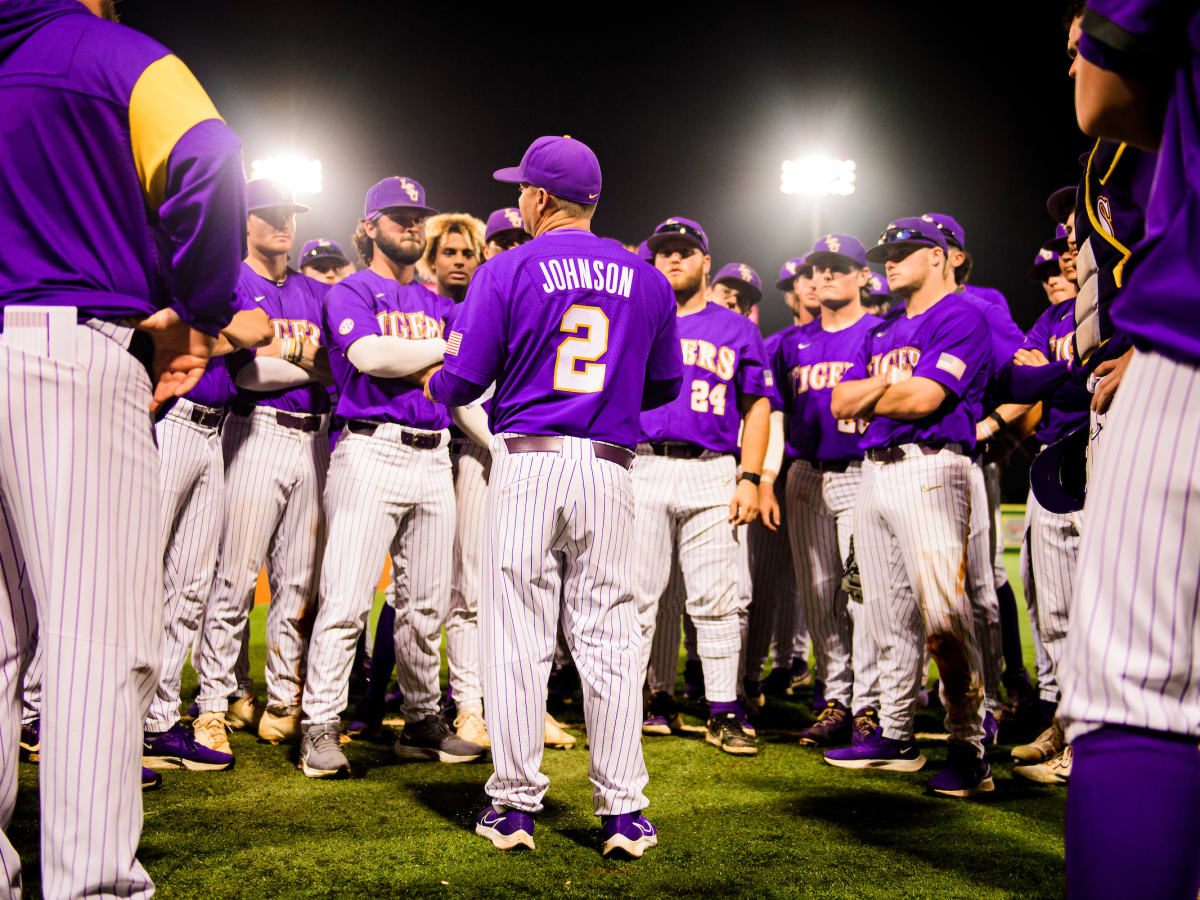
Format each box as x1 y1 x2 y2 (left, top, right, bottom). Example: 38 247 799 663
120 0 1086 337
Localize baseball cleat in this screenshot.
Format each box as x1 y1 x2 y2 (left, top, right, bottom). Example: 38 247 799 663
476 805 535 851
851 708 880 745
143 721 234 771
142 766 163 791
760 666 792 698
453 710 490 748
298 722 350 778
789 656 813 691
1013 745 1072 784
798 700 852 747
1012 720 1064 764
928 744 995 798
642 691 681 736
226 693 266 731
192 712 233 758
683 659 705 702
742 677 765 709
258 707 302 744
544 712 576 749
705 711 758 756
981 711 999 749
394 714 485 763
600 812 657 859
824 731 926 771
19 718 39 763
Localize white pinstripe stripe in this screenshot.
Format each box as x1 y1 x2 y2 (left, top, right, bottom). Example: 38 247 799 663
1021 486 1081 703
194 407 328 714
483 435 648 815
1020 527 1058 701
743 492 809 680
983 462 1009 589
965 461 1002 708
646 548 684 694
0 323 159 897
446 441 490 714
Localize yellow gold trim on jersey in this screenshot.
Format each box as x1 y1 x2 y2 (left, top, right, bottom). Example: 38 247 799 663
1083 139 1133 288
128 54 224 211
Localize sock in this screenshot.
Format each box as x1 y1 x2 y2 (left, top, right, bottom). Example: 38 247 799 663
710 700 738 717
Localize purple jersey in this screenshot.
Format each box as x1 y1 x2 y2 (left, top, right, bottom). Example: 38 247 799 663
438 228 680 447
639 303 776 454
227 263 331 415
773 314 882 462
765 328 799 459
1081 0 1200 364
847 294 991 450
1022 300 1089 444
323 270 454 429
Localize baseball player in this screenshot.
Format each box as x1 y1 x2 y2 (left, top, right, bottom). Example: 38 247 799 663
483 207 532 259
0 0 245 891
635 218 773 756
192 179 334 745
1060 4 1200 895
765 234 883 748
300 238 356 285
295 177 488 777
427 135 680 857
826 218 993 797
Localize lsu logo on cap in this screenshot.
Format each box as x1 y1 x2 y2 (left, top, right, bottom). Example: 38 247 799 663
785 261 797 275
397 177 420 202
504 208 523 228
338 317 355 336
738 264 753 282
824 235 841 253
869 273 884 291
1039 248 1054 261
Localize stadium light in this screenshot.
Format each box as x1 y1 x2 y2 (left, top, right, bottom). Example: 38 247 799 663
780 156 856 196
249 154 323 195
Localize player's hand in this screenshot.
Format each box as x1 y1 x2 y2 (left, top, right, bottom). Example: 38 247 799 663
1013 348 1049 367
1091 348 1133 413
729 478 759 526
420 364 443 401
134 307 216 414
758 480 780 531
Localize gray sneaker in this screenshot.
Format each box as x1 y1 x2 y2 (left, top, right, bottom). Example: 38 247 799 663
394 714 485 763
298 722 349 778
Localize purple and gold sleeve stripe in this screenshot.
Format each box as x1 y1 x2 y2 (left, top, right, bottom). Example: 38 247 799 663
129 54 224 210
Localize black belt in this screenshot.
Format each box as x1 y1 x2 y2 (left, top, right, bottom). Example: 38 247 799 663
505 435 635 470
806 458 853 473
647 440 711 459
867 442 960 464
187 403 225 429
347 419 443 449
231 402 323 433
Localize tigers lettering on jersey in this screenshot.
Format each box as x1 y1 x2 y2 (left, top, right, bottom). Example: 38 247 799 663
271 318 321 344
538 257 635 298
869 346 920 377
792 361 854 393
1049 332 1075 363
375 310 444 340
680 339 737 380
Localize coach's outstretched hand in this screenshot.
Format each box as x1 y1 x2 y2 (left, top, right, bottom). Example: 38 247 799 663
135 307 216 413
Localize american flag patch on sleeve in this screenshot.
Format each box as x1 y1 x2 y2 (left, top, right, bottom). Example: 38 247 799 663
935 352 966 379
446 330 463 356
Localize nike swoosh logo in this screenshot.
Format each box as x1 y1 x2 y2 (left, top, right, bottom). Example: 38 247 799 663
588 193 599 199
876 330 888 336
921 484 941 492
375 293 386 298
253 296 265 302
797 342 811 349
481 811 501 826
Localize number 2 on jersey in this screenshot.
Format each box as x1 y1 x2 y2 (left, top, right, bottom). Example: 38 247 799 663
554 305 609 393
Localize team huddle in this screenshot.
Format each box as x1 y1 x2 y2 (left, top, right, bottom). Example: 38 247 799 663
2 0 1198 897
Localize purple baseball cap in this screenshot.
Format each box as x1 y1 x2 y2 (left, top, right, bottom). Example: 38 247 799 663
636 240 653 263
1027 242 1062 282
1047 221 1071 253
711 262 763 306
245 179 309 214
363 176 438 220
774 257 812 291
1047 185 1076 224
805 233 868 270
921 213 965 249
493 135 602 205
645 217 709 255
867 270 891 296
298 238 348 267
864 217 947 263
484 207 526 241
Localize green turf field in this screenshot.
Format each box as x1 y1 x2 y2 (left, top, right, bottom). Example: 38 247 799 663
11 552 1065 898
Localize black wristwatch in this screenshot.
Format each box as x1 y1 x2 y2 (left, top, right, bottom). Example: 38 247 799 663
739 472 762 486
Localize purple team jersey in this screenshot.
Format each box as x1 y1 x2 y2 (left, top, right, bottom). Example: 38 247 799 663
323 270 454 429
847 294 991 450
227 263 331 415
1080 0 1200 364
1023 299 1089 444
438 228 680 447
639 303 776 454
773 314 882 462
765 328 799 459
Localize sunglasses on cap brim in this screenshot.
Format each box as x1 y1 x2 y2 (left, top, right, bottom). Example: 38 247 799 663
654 222 706 245
878 226 939 246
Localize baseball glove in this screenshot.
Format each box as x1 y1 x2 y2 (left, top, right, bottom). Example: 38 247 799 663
841 537 863 603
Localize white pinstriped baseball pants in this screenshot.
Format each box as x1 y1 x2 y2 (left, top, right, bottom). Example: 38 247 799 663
856 448 985 750
483 435 648 816
786 460 880 711
195 407 328 714
647 555 685 695
145 400 225 731
1020 485 1082 703
983 463 1009 589
743 508 801 681
303 426 454 726
965 461 1002 709
633 449 743 704
0 320 159 898
446 440 490 715
1020 533 1057 701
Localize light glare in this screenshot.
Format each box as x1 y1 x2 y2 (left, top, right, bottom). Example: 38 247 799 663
250 155 323 195
780 157 856 196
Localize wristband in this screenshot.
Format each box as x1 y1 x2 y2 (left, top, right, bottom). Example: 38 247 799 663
987 411 1007 434
739 472 761 486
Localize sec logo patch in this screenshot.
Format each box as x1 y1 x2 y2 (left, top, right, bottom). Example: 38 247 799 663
338 318 355 336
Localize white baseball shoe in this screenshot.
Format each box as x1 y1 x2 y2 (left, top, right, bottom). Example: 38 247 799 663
544 713 576 749
193 712 233 757
454 710 490 748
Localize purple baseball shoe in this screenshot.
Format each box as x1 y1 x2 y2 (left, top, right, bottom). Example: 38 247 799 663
143 722 234 771
797 700 851 747
142 766 162 791
928 744 995 798
981 711 999 748
642 691 681 736
601 812 658 859
476 804 535 850
852 708 880 745
824 730 926 771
